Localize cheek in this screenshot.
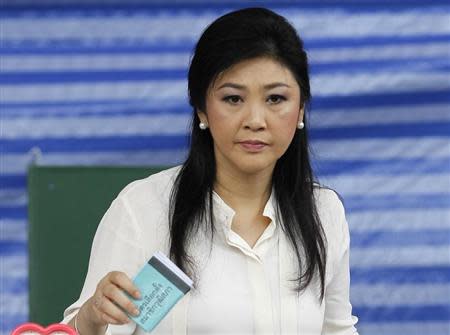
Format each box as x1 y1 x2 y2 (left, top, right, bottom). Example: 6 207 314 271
204 104 237 148
205 101 242 136
206 109 225 137
205 100 226 124
272 110 300 149
279 108 300 133
285 110 300 126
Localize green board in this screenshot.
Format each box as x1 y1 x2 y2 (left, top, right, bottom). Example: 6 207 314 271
28 166 166 325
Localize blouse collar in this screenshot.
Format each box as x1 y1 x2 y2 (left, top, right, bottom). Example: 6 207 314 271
211 189 277 228
211 189 279 260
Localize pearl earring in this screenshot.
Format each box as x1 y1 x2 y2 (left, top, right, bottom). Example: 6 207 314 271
199 122 208 130
297 121 305 130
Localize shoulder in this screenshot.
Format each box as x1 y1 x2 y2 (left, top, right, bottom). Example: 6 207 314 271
116 165 181 205
110 166 181 223
313 185 345 220
313 185 349 247
103 166 181 253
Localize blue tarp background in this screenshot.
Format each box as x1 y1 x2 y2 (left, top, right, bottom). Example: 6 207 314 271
1 1 449 334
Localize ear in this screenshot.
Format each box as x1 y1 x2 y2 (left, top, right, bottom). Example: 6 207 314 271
298 105 305 123
197 109 208 124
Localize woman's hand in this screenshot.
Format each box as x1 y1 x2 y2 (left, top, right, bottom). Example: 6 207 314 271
80 271 141 329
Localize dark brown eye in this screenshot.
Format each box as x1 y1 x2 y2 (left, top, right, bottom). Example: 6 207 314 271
223 95 242 104
267 94 286 104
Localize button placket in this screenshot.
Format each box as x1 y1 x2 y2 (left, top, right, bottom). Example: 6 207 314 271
226 234 261 262
246 256 275 334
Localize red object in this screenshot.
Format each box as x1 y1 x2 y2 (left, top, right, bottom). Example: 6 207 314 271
11 322 76 335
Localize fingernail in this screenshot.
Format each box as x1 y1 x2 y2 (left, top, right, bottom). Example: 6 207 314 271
134 290 141 299
133 308 140 316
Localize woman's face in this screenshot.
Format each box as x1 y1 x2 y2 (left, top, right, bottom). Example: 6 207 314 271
198 56 303 176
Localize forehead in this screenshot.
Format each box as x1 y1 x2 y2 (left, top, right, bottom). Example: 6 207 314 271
212 57 298 88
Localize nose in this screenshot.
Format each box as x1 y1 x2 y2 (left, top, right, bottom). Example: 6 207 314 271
243 103 267 131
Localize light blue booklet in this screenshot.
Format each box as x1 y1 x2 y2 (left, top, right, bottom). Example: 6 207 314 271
127 251 193 332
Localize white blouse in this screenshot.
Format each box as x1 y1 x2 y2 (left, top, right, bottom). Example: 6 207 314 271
62 166 359 335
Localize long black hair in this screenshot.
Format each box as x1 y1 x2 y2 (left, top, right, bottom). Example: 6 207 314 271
169 7 327 299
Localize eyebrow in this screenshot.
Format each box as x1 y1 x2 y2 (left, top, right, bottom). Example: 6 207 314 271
216 82 291 90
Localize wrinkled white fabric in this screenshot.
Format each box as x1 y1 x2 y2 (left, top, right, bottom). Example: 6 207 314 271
62 166 358 335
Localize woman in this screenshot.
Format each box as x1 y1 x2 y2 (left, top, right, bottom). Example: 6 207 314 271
64 7 359 335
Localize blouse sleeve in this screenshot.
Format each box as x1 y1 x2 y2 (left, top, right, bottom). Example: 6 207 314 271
61 195 147 335
322 195 359 335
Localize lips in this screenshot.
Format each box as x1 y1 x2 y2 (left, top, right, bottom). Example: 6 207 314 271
238 140 268 152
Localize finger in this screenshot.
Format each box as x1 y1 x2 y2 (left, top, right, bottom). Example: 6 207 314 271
109 271 141 299
94 295 131 325
97 309 123 325
103 283 140 317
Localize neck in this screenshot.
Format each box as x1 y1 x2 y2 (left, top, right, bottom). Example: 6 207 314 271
214 164 273 213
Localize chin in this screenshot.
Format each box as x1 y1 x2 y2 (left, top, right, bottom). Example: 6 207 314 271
234 159 276 176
